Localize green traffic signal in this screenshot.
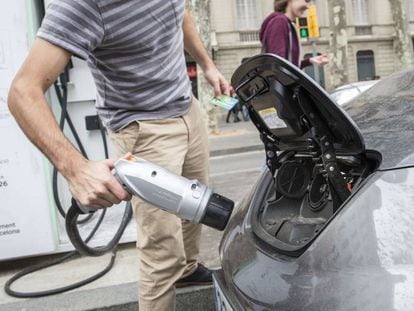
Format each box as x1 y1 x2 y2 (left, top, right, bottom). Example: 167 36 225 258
300 28 309 38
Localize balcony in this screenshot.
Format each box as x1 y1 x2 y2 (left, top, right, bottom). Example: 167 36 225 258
354 25 373 36
239 30 260 42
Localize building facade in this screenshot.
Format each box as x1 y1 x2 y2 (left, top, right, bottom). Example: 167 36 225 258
210 0 414 90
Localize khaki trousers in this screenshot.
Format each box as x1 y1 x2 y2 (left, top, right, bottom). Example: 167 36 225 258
108 99 209 311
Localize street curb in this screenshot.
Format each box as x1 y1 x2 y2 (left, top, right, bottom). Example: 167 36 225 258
210 144 263 157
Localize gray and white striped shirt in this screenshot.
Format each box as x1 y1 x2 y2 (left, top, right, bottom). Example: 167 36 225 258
38 0 192 131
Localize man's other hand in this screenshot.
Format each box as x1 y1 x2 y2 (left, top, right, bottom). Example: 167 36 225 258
310 54 329 66
204 67 233 98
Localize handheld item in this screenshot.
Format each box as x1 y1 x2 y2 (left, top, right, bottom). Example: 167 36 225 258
66 156 234 256
113 157 234 230
209 95 239 110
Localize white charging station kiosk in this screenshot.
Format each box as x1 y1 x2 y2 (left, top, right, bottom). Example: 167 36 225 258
0 1 57 260
0 1 136 261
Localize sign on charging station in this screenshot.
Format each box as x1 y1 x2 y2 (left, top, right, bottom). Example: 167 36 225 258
0 1 57 260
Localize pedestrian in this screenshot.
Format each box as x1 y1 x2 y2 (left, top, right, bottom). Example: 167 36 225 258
260 0 328 69
7 1 231 310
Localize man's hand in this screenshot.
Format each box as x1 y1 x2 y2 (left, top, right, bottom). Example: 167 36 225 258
68 158 131 209
182 10 233 98
310 54 329 66
204 66 233 97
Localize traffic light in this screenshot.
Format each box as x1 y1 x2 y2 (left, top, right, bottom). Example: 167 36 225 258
307 4 320 38
297 17 309 38
295 4 320 39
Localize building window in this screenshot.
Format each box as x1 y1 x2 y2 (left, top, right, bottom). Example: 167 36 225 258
236 0 260 30
352 0 369 25
357 50 375 81
409 0 414 21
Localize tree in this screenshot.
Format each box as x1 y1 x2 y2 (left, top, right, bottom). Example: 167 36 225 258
327 0 348 89
388 0 414 69
186 0 219 133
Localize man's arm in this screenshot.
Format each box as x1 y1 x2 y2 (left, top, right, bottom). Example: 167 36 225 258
182 10 232 97
8 38 130 208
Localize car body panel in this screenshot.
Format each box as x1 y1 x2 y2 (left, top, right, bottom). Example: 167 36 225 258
344 70 414 170
217 167 414 310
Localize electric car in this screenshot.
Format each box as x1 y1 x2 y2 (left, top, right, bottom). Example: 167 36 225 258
213 54 414 311
330 80 379 106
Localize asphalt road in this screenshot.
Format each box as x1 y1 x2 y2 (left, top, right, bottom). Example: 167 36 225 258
210 149 265 204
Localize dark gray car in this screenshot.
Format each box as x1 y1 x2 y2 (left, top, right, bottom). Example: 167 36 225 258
213 54 414 311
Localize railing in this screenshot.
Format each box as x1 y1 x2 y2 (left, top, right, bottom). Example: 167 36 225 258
239 30 260 42
355 25 373 36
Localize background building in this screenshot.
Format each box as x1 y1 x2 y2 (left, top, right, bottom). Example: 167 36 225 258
210 0 414 90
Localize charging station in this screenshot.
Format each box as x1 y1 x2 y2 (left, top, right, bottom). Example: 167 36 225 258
0 1 136 261
0 1 57 260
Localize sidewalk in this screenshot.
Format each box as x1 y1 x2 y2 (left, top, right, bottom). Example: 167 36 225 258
209 118 262 157
0 119 262 311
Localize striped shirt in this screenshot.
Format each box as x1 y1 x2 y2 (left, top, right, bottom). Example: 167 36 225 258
38 0 192 131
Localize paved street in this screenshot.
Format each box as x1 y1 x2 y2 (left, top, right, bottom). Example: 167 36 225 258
210 149 264 200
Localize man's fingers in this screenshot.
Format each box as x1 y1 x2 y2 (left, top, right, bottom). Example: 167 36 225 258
83 197 114 209
77 180 130 209
122 152 133 159
217 74 232 96
97 185 124 204
100 158 131 201
311 55 328 66
220 81 231 96
319 54 329 64
103 158 117 170
106 176 132 201
229 85 235 97
102 153 132 170
76 189 114 209
213 82 221 97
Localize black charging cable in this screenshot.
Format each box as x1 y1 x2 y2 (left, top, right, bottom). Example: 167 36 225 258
4 64 132 298
52 64 93 224
66 198 133 257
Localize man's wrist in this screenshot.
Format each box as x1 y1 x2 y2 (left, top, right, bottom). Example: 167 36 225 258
198 59 216 72
58 152 88 180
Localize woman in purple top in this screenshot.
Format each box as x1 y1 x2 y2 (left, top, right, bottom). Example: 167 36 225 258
260 0 328 69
